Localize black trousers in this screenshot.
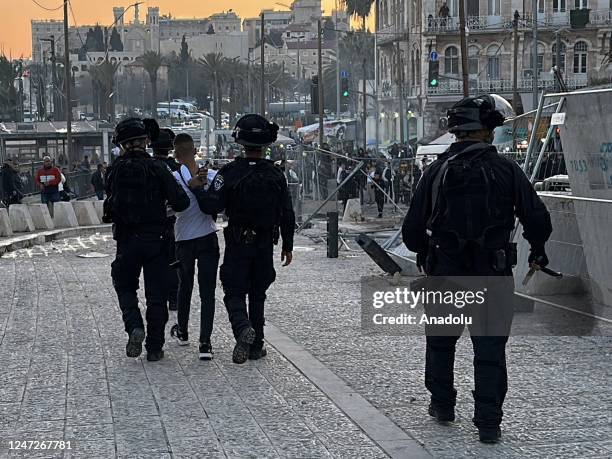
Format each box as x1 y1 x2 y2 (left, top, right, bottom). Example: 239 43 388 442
111 235 169 352
375 190 385 214
425 248 514 429
219 240 276 347
176 233 220 343
167 233 179 308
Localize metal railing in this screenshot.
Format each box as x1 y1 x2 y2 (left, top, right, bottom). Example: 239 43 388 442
427 76 588 96
425 10 611 33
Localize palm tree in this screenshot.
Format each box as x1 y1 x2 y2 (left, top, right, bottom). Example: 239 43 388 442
198 52 230 126
341 0 375 31
89 60 120 120
0 56 18 121
138 51 163 111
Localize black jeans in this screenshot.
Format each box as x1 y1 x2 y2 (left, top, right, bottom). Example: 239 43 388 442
111 235 169 352
219 239 276 347
375 190 385 214
176 233 220 343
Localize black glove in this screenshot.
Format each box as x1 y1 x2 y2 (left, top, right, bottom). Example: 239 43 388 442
528 244 549 268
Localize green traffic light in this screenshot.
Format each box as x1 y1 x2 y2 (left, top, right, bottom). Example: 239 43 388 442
430 79 438 87
342 90 349 97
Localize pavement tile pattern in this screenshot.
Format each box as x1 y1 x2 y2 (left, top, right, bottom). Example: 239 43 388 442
0 232 611 458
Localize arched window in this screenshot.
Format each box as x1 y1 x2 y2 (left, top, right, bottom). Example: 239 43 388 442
416 49 421 83
574 41 588 74
487 45 500 79
552 42 566 72
530 42 545 74
468 46 479 75
445 46 459 75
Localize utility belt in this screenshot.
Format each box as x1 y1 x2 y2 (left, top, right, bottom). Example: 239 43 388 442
225 224 279 246
428 239 517 273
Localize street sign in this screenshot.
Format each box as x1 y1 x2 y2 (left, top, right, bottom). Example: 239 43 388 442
340 70 349 78
429 51 439 62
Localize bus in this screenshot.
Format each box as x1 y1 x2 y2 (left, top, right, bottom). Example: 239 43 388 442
156 100 198 118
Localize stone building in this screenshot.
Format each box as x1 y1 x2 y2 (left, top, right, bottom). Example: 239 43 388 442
377 0 612 142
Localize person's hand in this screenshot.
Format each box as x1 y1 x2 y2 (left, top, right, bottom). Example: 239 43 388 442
188 175 206 189
281 250 293 266
528 244 549 268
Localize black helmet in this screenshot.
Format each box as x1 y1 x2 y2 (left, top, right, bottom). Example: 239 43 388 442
232 114 279 147
149 128 175 151
447 94 512 133
113 117 160 146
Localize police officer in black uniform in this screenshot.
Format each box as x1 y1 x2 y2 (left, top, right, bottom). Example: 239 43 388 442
150 128 180 311
402 95 552 443
192 114 295 364
104 118 189 362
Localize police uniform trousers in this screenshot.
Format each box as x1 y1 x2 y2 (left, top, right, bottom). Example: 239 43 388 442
166 219 179 309
111 233 170 352
219 233 276 347
424 245 514 429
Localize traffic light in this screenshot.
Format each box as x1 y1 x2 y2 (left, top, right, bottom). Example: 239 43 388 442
340 77 349 98
310 75 319 114
428 61 440 88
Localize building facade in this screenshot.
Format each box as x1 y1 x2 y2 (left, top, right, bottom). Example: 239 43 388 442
377 0 612 143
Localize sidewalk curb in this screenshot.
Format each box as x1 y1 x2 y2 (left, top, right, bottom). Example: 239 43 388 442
265 323 433 459
0 224 112 257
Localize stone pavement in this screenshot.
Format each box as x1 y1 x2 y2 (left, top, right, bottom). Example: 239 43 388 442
0 233 610 458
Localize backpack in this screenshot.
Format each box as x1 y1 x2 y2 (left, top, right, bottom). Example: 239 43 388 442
107 157 165 227
228 162 283 230
428 143 510 250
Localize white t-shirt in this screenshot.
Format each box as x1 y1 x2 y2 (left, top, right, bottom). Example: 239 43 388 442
173 165 218 242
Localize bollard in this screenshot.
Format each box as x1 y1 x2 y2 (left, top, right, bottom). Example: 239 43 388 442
327 211 338 259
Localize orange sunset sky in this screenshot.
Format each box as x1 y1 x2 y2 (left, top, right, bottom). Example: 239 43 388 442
1 0 337 58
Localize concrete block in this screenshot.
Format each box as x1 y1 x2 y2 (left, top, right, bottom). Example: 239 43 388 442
28 204 55 230
92 200 104 221
342 198 363 223
72 201 101 226
52 202 79 228
8 204 35 232
0 208 13 237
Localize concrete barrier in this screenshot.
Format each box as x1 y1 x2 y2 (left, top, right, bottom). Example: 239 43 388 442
92 200 104 221
28 204 55 230
72 201 101 226
0 208 13 237
342 198 363 223
8 204 35 232
52 202 79 228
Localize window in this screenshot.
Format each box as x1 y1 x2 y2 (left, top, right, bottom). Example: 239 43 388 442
575 0 587 7
487 45 500 79
468 46 479 75
448 0 459 17
445 46 459 74
553 0 566 12
488 0 501 15
574 41 588 73
538 0 545 13
552 42 566 71
530 43 545 74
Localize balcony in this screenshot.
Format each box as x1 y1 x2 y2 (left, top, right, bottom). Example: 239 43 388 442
426 75 588 97
425 15 511 34
424 9 612 35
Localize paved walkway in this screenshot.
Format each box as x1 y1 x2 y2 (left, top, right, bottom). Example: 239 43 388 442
0 232 610 458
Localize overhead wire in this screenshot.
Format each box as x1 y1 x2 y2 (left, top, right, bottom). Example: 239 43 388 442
31 0 64 12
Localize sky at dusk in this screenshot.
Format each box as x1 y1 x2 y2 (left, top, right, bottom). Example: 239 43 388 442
2 0 337 58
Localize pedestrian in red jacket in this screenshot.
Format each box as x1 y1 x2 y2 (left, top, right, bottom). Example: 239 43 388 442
35 156 62 216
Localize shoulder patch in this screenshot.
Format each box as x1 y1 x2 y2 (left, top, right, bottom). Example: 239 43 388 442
213 174 224 191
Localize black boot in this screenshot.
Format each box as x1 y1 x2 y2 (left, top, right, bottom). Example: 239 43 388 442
249 344 267 360
232 327 255 364
428 403 455 423
126 328 145 358
478 427 501 444
146 349 165 362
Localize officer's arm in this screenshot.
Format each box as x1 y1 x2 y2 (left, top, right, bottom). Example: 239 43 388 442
192 170 228 215
512 162 552 246
160 166 190 212
402 166 433 254
279 178 296 253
